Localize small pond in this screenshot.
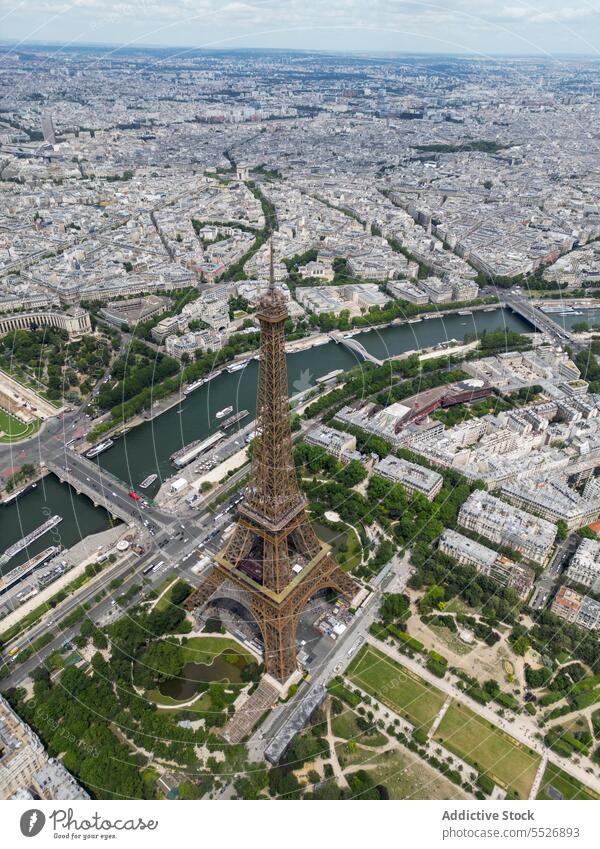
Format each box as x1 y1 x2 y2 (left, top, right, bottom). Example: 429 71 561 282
159 653 245 701
313 520 348 553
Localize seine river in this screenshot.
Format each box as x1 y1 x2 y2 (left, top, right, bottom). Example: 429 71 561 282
1 307 532 570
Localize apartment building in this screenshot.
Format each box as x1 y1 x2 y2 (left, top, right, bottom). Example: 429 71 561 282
374 455 443 500
438 528 535 599
501 475 600 530
386 279 428 305
551 585 600 631
458 490 557 565
566 538 600 591
305 424 362 464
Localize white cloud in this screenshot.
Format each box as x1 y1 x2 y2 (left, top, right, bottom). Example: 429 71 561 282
1 0 600 52
502 4 596 23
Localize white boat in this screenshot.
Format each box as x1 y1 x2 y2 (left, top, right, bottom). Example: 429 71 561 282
316 369 344 384
170 432 224 468
407 318 422 324
0 545 61 595
2 516 63 564
227 359 250 373
215 406 234 419
183 371 219 396
140 474 158 489
86 439 114 459
457 310 472 316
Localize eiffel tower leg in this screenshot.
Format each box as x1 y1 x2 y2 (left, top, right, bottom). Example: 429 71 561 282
326 563 358 603
253 602 298 683
223 523 254 568
184 568 226 612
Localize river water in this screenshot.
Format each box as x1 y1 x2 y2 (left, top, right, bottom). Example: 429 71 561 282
0 475 114 572
1 306 531 571
547 307 600 330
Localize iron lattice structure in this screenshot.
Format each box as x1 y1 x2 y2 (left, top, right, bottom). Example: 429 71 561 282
186 240 357 682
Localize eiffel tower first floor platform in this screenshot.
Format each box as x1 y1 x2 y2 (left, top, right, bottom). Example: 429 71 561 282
184 541 358 683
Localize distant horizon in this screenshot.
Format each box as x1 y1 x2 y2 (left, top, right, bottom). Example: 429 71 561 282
1 39 599 62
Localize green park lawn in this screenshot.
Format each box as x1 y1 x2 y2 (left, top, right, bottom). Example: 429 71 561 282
331 708 388 747
347 644 446 732
434 702 540 798
180 635 255 666
153 578 181 613
0 408 40 443
370 749 467 800
536 762 599 801
337 527 362 572
145 635 258 711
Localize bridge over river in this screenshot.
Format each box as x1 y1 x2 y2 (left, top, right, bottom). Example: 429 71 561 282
501 292 580 348
329 331 384 366
44 453 171 528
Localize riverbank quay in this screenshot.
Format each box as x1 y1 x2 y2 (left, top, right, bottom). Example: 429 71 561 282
0 524 128 638
0 466 50 506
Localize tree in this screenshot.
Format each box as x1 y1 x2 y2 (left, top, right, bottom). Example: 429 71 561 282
380 592 410 624
170 581 192 606
268 766 301 799
178 781 204 799
556 520 568 541
337 459 367 488
137 640 183 688
235 763 268 800
512 635 530 657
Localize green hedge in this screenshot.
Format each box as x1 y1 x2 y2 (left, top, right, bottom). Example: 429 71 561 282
387 626 424 653
493 692 520 712
327 679 361 708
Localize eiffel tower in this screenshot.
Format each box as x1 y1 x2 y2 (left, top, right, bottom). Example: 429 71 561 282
185 239 358 682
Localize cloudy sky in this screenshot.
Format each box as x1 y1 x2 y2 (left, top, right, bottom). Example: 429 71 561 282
1 1 599 55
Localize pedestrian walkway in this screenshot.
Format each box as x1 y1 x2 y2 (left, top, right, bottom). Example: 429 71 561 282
429 696 452 739
529 754 548 800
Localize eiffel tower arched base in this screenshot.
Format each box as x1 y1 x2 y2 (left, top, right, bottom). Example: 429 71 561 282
185 545 357 683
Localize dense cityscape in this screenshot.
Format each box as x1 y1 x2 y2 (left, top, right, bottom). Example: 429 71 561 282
1 44 600 807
